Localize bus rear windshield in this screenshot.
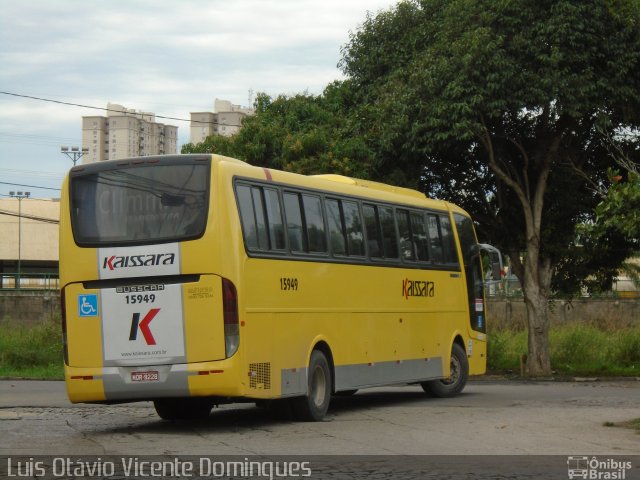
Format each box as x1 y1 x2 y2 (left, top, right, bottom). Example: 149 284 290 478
70 163 209 246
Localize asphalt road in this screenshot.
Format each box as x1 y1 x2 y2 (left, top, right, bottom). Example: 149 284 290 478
0 379 638 457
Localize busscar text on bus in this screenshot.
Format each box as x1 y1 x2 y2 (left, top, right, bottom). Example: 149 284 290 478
59 154 502 421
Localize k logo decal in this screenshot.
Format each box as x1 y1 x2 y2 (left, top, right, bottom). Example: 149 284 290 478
129 308 160 345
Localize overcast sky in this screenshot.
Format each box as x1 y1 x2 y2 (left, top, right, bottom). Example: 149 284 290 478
0 0 398 199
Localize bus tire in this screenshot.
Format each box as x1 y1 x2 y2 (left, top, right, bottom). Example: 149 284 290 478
153 398 213 420
421 343 468 398
292 350 332 421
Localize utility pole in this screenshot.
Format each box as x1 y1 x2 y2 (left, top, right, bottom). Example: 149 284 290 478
61 146 89 166
8 191 30 289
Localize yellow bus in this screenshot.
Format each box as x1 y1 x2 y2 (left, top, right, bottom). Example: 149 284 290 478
60 154 500 421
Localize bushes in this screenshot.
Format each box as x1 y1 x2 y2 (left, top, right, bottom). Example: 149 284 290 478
0 318 64 379
488 323 640 376
486 330 527 372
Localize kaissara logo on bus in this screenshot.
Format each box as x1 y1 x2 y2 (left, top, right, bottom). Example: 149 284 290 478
402 278 435 300
98 244 180 280
102 253 176 271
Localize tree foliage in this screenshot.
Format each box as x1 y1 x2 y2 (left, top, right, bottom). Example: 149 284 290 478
595 171 640 242
339 0 640 374
183 0 640 375
586 152 640 289
182 88 373 178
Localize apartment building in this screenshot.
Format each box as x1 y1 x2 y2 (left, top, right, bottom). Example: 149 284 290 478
189 98 255 145
82 103 178 163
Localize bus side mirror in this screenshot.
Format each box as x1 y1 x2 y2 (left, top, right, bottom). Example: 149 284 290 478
476 243 503 283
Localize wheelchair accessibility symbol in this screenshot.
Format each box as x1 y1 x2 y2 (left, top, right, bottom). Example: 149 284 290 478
78 294 98 317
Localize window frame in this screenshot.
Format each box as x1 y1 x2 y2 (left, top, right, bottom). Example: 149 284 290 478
233 177 461 271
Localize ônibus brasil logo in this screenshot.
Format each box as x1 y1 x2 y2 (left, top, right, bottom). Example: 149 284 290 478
102 253 176 271
129 309 160 345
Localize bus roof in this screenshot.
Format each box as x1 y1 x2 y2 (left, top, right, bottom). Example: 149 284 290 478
212 154 464 215
66 154 469 218
312 174 428 201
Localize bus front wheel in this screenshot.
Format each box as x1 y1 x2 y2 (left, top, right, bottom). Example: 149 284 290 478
422 343 468 397
153 398 213 420
292 350 332 421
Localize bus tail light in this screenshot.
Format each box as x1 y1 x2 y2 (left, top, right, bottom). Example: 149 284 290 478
61 288 69 365
222 278 239 358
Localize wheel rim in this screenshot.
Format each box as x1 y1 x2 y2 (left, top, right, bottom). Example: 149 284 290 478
442 353 461 385
310 364 327 407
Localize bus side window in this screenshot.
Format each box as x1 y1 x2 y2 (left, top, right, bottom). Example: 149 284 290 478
397 209 413 261
363 204 382 258
284 192 305 253
236 185 259 250
411 212 429 262
343 200 365 256
251 187 269 249
302 194 327 253
428 214 444 264
264 188 286 250
440 214 459 266
379 206 399 259
326 198 347 255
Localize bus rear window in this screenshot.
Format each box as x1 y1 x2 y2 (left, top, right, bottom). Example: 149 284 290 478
70 163 209 246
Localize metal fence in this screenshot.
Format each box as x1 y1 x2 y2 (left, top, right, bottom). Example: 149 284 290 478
0 273 60 291
485 276 640 299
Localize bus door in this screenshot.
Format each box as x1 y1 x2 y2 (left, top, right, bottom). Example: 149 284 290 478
453 214 502 334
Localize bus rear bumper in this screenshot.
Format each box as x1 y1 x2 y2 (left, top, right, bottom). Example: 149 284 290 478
65 359 243 404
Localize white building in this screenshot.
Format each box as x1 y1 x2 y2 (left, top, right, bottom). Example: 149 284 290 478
189 98 255 145
82 103 178 163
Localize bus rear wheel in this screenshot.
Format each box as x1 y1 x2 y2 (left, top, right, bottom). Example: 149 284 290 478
421 343 468 397
292 350 332 421
153 398 213 420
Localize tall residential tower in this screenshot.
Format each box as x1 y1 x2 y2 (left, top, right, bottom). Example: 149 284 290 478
189 98 254 145
82 103 177 163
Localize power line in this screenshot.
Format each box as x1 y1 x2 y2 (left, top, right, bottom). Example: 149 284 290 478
0 181 61 191
0 131 79 142
0 168 64 179
0 209 59 224
0 91 245 126
0 90 189 123
0 131 81 148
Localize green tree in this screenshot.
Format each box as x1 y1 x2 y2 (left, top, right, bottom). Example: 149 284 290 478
340 0 640 374
590 151 640 290
595 171 640 242
183 89 373 178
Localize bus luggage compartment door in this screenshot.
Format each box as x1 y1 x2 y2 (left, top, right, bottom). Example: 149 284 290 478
63 275 226 368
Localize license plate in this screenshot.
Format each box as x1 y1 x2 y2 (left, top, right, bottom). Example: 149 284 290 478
131 371 159 382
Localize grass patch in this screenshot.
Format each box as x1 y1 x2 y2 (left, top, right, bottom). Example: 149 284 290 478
0 318 64 379
488 323 640 376
626 418 640 433
486 329 527 372
605 418 640 433
1 317 638 380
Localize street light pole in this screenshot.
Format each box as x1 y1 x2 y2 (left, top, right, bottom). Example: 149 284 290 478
8 191 30 289
61 145 89 166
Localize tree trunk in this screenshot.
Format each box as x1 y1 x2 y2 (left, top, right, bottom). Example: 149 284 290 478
481 123 563 377
522 273 552 376
511 252 553 376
